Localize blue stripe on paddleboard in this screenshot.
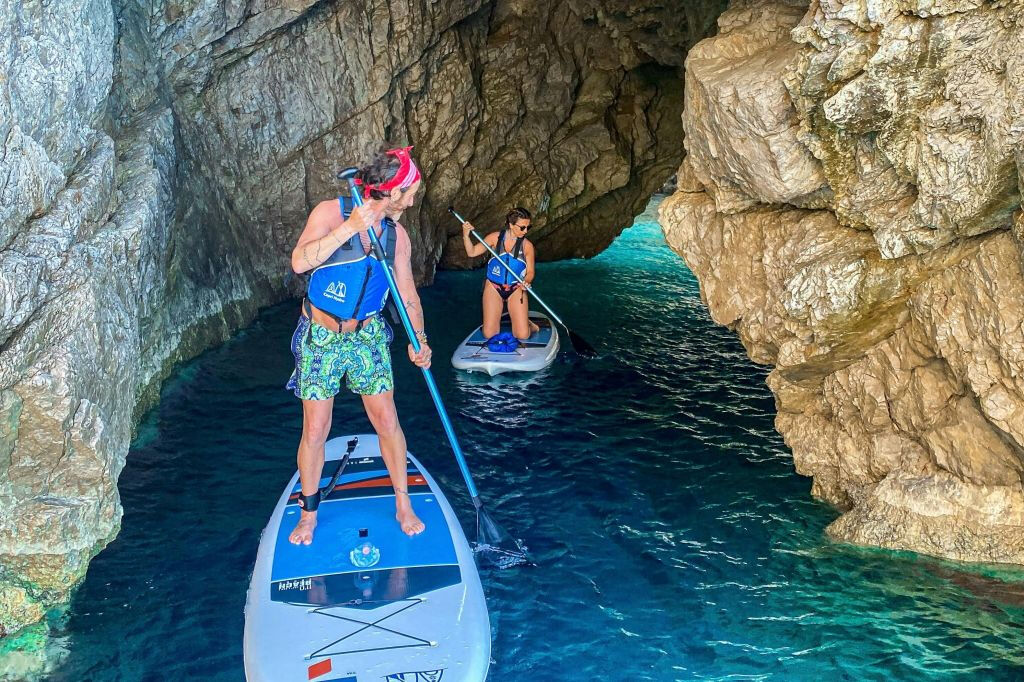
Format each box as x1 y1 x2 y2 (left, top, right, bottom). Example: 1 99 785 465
271 494 458 583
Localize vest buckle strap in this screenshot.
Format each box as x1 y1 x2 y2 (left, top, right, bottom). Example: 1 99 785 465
303 298 376 336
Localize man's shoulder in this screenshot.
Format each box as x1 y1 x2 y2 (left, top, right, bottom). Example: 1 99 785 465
391 220 411 240
390 221 412 256
312 197 342 218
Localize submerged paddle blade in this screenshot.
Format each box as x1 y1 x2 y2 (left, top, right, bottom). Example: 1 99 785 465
473 506 531 569
568 329 598 359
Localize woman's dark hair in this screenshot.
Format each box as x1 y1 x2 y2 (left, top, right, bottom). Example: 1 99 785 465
505 207 532 227
354 144 404 200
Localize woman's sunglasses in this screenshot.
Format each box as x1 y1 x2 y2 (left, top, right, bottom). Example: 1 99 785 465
513 223 531 232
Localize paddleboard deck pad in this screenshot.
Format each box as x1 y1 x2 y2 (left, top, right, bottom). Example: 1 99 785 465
451 311 558 376
244 435 490 681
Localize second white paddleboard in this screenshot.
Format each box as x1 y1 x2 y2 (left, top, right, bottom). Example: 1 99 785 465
451 311 558 376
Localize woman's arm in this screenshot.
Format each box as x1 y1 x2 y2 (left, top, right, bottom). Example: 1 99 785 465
523 239 536 287
461 221 493 258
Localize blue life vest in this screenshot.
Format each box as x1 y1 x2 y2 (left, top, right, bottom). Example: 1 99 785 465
307 195 397 321
485 229 527 286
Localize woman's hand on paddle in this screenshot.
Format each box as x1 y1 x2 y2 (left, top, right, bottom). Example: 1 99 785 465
349 202 386 233
462 221 486 257
409 342 432 368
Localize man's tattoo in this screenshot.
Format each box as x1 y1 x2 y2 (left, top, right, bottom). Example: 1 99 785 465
303 244 314 269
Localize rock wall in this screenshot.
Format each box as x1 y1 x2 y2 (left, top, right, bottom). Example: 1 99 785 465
660 0 1024 563
0 0 727 638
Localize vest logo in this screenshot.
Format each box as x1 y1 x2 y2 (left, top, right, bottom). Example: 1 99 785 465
324 281 347 302
491 265 501 276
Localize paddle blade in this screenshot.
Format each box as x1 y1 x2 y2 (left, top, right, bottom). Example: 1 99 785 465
568 329 598 359
473 506 531 569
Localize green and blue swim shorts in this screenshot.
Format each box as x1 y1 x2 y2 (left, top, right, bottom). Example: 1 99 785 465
286 314 394 400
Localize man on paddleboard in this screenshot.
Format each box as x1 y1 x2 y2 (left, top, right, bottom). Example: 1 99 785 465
286 144 431 544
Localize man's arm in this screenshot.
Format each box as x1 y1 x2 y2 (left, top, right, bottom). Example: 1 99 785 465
391 225 432 368
291 200 384 274
392 226 430 351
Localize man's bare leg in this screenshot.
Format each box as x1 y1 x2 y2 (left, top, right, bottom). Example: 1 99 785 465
363 390 425 536
289 397 334 545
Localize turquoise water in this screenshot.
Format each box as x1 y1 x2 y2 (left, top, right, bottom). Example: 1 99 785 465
38 199 1024 680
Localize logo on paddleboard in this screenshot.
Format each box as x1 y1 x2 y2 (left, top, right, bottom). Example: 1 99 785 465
384 671 444 682
325 281 347 302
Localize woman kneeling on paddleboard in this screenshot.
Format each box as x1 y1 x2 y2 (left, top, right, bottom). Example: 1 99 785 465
461 207 540 340
287 144 432 545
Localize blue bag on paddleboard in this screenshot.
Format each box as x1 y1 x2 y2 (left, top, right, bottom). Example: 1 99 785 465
486 332 520 353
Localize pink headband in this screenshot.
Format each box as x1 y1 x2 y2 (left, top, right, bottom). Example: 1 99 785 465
357 146 421 198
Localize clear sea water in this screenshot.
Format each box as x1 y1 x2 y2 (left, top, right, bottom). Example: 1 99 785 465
28 199 1024 680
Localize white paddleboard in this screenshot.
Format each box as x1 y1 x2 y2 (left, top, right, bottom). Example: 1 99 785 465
244 435 490 681
451 311 559 376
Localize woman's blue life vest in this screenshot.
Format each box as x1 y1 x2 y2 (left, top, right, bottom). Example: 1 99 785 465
306 194 398 321
485 229 527 287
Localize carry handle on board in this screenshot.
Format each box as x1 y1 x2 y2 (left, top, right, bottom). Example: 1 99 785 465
448 206 597 358
335 167 529 569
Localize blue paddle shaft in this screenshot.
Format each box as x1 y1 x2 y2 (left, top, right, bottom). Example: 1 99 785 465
348 185 480 501
450 209 567 329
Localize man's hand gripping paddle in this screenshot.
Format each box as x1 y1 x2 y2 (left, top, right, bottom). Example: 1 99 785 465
337 168 530 569
448 206 597 359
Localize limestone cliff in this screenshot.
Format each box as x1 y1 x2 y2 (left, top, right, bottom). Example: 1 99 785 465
0 0 727 637
660 0 1024 563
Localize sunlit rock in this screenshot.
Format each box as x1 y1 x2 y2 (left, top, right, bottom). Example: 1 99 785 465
661 0 1024 564
789 0 1024 256
682 0 829 213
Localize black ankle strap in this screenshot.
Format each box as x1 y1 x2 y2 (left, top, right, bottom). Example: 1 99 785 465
297 490 321 512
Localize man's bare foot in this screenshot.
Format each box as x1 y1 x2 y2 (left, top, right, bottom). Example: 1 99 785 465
289 510 317 545
528 321 540 334
396 504 425 536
